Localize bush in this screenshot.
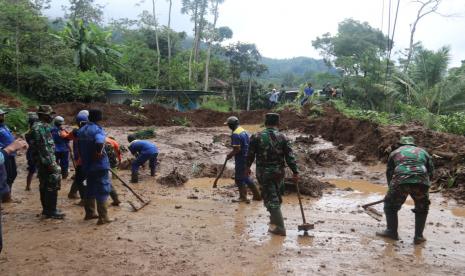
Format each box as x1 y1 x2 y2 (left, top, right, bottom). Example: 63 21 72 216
4 108 28 133
19 65 117 103
438 112 465 135
200 97 231 112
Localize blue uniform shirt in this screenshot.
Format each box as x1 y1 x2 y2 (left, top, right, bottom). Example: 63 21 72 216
0 124 15 156
51 126 70 153
0 150 9 196
77 122 110 172
129 140 159 156
304 87 314 96
231 127 250 163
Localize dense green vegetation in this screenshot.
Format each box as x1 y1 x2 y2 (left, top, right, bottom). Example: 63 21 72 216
0 0 464 136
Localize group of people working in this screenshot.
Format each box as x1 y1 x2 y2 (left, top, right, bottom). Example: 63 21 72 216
0 106 159 253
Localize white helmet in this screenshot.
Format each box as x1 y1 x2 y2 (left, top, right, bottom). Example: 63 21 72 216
54 116 65 125
78 110 89 117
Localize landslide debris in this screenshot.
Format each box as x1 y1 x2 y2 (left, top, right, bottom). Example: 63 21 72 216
159 169 188 187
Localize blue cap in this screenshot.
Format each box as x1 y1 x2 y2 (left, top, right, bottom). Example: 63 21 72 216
76 113 88 123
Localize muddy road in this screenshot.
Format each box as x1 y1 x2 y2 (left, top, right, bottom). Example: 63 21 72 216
1 125 464 275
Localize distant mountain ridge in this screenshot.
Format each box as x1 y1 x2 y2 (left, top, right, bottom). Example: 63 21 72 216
261 56 331 78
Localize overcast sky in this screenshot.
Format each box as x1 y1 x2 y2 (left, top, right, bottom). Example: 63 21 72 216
45 0 465 67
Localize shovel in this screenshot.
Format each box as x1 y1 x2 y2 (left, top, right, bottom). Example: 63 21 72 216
295 179 315 234
110 169 150 212
362 199 384 221
212 158 228 188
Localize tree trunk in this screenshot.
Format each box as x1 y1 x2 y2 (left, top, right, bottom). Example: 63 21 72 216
152 0 161 87
403 19 418 73
204 0 220 92
167 0 172 89
15 24 20 94
231 76 236 111
188 4 199 84
247 76 252 111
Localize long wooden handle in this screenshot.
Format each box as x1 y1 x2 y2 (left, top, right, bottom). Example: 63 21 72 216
110 169 146 203
213 158 228 188
362 199 384 209
295 180 307 224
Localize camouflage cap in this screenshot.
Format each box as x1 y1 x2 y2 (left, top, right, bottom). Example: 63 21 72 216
0 108 8 115
265 113 280 126
399 136 415 145
37 105 55 116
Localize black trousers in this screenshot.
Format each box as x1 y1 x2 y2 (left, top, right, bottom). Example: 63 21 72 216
69 166 87 198
0 201 3 253
5 156 17 188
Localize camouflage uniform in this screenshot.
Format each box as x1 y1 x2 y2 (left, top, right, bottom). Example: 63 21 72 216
378 136 434 244
247 114 298 235
29 106 63 217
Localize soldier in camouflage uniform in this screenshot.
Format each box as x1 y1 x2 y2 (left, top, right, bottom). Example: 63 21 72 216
29 105 65 219
377 136 434 244
246 113 299 236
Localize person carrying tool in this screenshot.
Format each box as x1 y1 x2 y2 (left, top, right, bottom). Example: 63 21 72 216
0 108 19 203
78 109 113 225
62 111 88 201
376 136 434 245
25 112 39 191
105 136 122 206
51 116 71 179
225 116 261 202
300 82 314 106
30 105 65 219
0 138 28 253
127 135 158 183
246 113 299 236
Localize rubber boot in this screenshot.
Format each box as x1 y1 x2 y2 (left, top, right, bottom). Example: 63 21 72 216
131 172 139 184
249 184 262 201
376 210 399 240
268 208 286 236
84 198 98 220
1 192 12 203
110 188 121 206
45 191 65 220
414 212 428 245
150 167 156 177
232 186 250 203
96 201 113 225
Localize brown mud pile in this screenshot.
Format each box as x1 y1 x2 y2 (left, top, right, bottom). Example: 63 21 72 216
158 169 188 186
305 106 465 201
285 177 335 197
53 102 308 129
0 92 22 108
193 163 234 178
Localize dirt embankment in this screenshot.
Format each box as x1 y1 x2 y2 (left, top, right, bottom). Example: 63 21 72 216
53 102 308 129
305 106 465 201
0 92 23 108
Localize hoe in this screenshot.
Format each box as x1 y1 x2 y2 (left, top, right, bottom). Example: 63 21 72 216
295 179 315 234
110 169 151 212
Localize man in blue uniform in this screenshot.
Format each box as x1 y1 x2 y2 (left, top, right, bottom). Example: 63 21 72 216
0 138 28 253
51 116 70 179
78 109 112 225
0 108 18 202
300 82 314 106
225 116 261 203
127 135 159 183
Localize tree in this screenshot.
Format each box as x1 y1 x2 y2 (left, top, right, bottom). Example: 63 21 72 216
59 20 121 72
204 0 225 91
0 0 48 93
403 0 447 73
166 0 172 88
312 19 390 78
182 0 209 84
225 42 261 110
245 62 267 110
65 0 104 25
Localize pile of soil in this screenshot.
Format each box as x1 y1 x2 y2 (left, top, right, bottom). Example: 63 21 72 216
305 105 465 201
0 92 22 108
193 163 234 178
285 177 335 197
158 169 188 187
307 148 348 167
52 102 307 129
